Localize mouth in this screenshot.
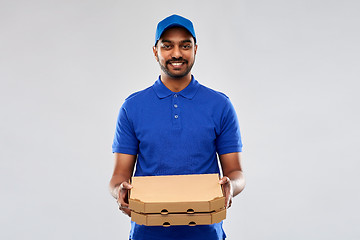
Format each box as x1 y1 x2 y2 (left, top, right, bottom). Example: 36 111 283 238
168 61 187 68
171 62 183 66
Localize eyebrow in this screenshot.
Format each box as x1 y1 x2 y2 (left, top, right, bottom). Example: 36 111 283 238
160 40 172 43
181 40 192 43
160 39 193 44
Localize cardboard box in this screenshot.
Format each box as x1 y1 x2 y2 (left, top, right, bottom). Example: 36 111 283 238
129 173 225 214
131 208 226 227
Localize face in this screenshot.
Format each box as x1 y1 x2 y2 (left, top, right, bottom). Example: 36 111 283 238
153 27 197 79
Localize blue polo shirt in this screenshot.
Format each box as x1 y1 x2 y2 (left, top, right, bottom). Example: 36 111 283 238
112 76 242 240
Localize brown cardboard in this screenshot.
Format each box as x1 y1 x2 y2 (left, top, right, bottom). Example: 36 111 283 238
129 173 225 214
131 209 226 227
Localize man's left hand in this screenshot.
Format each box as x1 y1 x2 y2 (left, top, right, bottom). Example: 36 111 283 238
219 176 233 209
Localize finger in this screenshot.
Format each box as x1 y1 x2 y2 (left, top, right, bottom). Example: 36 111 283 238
228 198 232 209
119 206 131 217
225 191 231 208
118 191 130 207
218 176 230 185
220 178 232 208
120 182 133 190
124 208 131 217
118 182 133 206
225 194 233 209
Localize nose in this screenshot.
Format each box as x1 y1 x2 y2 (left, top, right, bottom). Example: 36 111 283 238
171 45 182 59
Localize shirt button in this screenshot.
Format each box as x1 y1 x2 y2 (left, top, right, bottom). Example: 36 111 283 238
174 94 178 98
174 104 178 108
174 115 179 119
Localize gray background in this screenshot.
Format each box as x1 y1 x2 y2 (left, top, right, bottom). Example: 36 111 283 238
1 0 359 239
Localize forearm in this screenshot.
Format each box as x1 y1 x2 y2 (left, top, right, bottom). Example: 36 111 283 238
226 170 245 197
109 153 136 199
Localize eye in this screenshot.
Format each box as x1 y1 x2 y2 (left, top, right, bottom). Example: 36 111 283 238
161 44 172 49
182 45 191 49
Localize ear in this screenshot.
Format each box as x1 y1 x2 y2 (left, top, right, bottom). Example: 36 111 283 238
194 44 198 55
153 46 159 62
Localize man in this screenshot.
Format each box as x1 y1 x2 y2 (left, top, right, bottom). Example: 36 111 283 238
109 14 245 240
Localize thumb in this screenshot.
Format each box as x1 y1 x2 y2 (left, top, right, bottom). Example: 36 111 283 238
120 182 133 190
219 176 230 185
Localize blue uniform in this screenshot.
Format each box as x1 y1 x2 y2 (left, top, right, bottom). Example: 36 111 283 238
112 76 242 240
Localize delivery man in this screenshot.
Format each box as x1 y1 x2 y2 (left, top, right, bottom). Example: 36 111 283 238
109 14 245 240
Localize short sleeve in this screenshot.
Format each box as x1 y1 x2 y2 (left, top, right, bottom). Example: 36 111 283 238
215 98 243 155
112 105 139 155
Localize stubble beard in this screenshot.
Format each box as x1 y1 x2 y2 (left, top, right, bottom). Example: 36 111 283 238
158 57 195 79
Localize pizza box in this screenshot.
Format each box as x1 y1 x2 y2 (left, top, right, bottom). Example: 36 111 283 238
131 208 226 227
129 173 225 214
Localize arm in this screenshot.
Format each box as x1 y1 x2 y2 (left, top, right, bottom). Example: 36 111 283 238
218 152 245 208
109 153 137 216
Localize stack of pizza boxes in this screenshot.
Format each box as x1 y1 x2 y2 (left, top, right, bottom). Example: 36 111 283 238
129 173 226 227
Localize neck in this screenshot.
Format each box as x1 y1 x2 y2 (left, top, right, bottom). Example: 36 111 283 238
160 73 192 92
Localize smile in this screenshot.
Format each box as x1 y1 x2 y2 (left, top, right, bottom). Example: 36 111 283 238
169 62 185 67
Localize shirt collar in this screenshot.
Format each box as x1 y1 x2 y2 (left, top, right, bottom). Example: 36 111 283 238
152 75 200 100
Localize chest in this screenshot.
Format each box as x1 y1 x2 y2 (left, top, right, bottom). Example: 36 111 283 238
131 97 221 146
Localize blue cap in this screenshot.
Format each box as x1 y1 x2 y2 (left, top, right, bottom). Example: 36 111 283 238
155 14 196 46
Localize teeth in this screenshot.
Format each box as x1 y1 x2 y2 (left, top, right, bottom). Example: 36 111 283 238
171 62 183 66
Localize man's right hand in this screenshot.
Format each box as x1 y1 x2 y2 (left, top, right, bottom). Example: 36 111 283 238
117 181 133 217
109 153 137 217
